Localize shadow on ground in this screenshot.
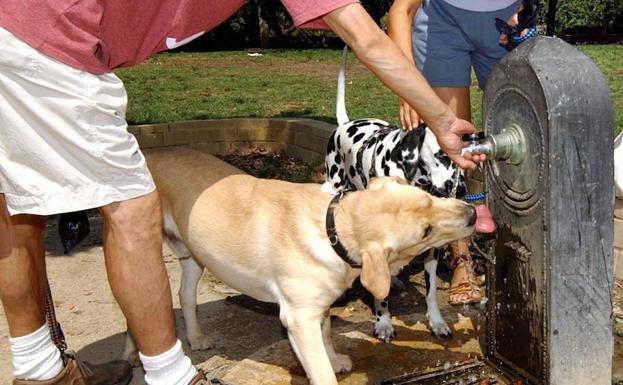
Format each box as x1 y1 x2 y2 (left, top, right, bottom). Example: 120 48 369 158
75 272 488 385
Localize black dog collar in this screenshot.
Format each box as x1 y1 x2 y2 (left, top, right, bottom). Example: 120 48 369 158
325 190 362 269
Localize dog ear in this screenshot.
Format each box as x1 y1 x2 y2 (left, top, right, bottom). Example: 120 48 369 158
360 247 392 300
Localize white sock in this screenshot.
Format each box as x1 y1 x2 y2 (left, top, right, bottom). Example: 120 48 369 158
9 323 64 381
140 339 197 385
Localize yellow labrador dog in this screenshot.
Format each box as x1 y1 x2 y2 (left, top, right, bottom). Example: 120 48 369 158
126 147 476 385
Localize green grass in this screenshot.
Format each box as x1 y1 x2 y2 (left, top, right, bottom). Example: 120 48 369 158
115 44 622 136
580 45 623 136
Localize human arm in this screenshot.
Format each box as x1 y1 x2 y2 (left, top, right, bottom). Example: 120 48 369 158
323 3 485 169
387 0 422 130
498 1 522 47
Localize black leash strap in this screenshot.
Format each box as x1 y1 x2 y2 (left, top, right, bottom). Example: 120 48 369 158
45 280 67 353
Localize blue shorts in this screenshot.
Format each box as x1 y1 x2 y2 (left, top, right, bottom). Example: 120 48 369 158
412 0 519 89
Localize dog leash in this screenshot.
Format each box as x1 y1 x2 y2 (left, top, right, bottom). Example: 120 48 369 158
45 279 68 353
450 165 485 203
495 0 539 51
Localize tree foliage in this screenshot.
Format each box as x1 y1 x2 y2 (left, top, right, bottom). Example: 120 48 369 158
541 0 623 35
182 0 622 52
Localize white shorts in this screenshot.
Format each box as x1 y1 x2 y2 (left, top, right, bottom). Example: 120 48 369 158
0 26 155 216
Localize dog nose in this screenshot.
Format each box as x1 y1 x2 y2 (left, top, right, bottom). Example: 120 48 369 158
466 204 476 226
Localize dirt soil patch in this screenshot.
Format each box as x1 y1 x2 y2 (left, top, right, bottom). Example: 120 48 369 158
1 149 621 385
216 146 324 184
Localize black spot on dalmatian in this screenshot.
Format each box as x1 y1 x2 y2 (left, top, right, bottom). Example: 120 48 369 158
433 150 452 169
390 129 424 163
326 133 336 154
430 180 452 198
348 120 373 133
402 125 427 152
353 133 366 144
376 143 385 155
355 159 366 187
346 125 359 138
430 178 457 198
329 165 338 178
327 120 466 201
403 161 419 182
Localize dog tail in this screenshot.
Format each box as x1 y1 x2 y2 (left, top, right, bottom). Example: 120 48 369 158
336 45 350 126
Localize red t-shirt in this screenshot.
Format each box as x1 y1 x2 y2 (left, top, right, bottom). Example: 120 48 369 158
0 0 358 74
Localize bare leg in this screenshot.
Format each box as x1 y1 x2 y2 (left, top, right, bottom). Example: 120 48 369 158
0 195 9 259
99 191 176 356
433 87 481 305
0 194 48 337
433 87 471 121
448 239 482 305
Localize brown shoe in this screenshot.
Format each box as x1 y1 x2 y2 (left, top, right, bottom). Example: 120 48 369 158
189 369 210 385
13 352 132 385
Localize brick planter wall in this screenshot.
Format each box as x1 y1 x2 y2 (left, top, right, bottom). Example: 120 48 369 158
128 118 335 165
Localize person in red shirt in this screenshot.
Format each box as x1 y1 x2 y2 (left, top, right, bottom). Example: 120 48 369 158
0 1 484 385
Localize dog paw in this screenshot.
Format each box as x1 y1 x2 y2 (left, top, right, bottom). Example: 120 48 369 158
429 321 452 339
374 322 396 342
330 353 353 373
188 334 215 351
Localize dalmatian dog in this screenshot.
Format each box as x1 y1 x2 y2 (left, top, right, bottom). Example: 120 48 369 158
322 47 467 342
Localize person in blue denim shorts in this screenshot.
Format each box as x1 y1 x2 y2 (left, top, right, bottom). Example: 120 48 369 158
387 0 535 304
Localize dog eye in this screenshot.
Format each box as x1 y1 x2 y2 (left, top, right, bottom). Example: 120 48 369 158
423 225 433 238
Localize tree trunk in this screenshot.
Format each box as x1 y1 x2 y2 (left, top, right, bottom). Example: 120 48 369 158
252 0 270 48
545 0 557 36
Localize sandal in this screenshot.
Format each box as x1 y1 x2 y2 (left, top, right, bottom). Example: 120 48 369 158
448 239 482 305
